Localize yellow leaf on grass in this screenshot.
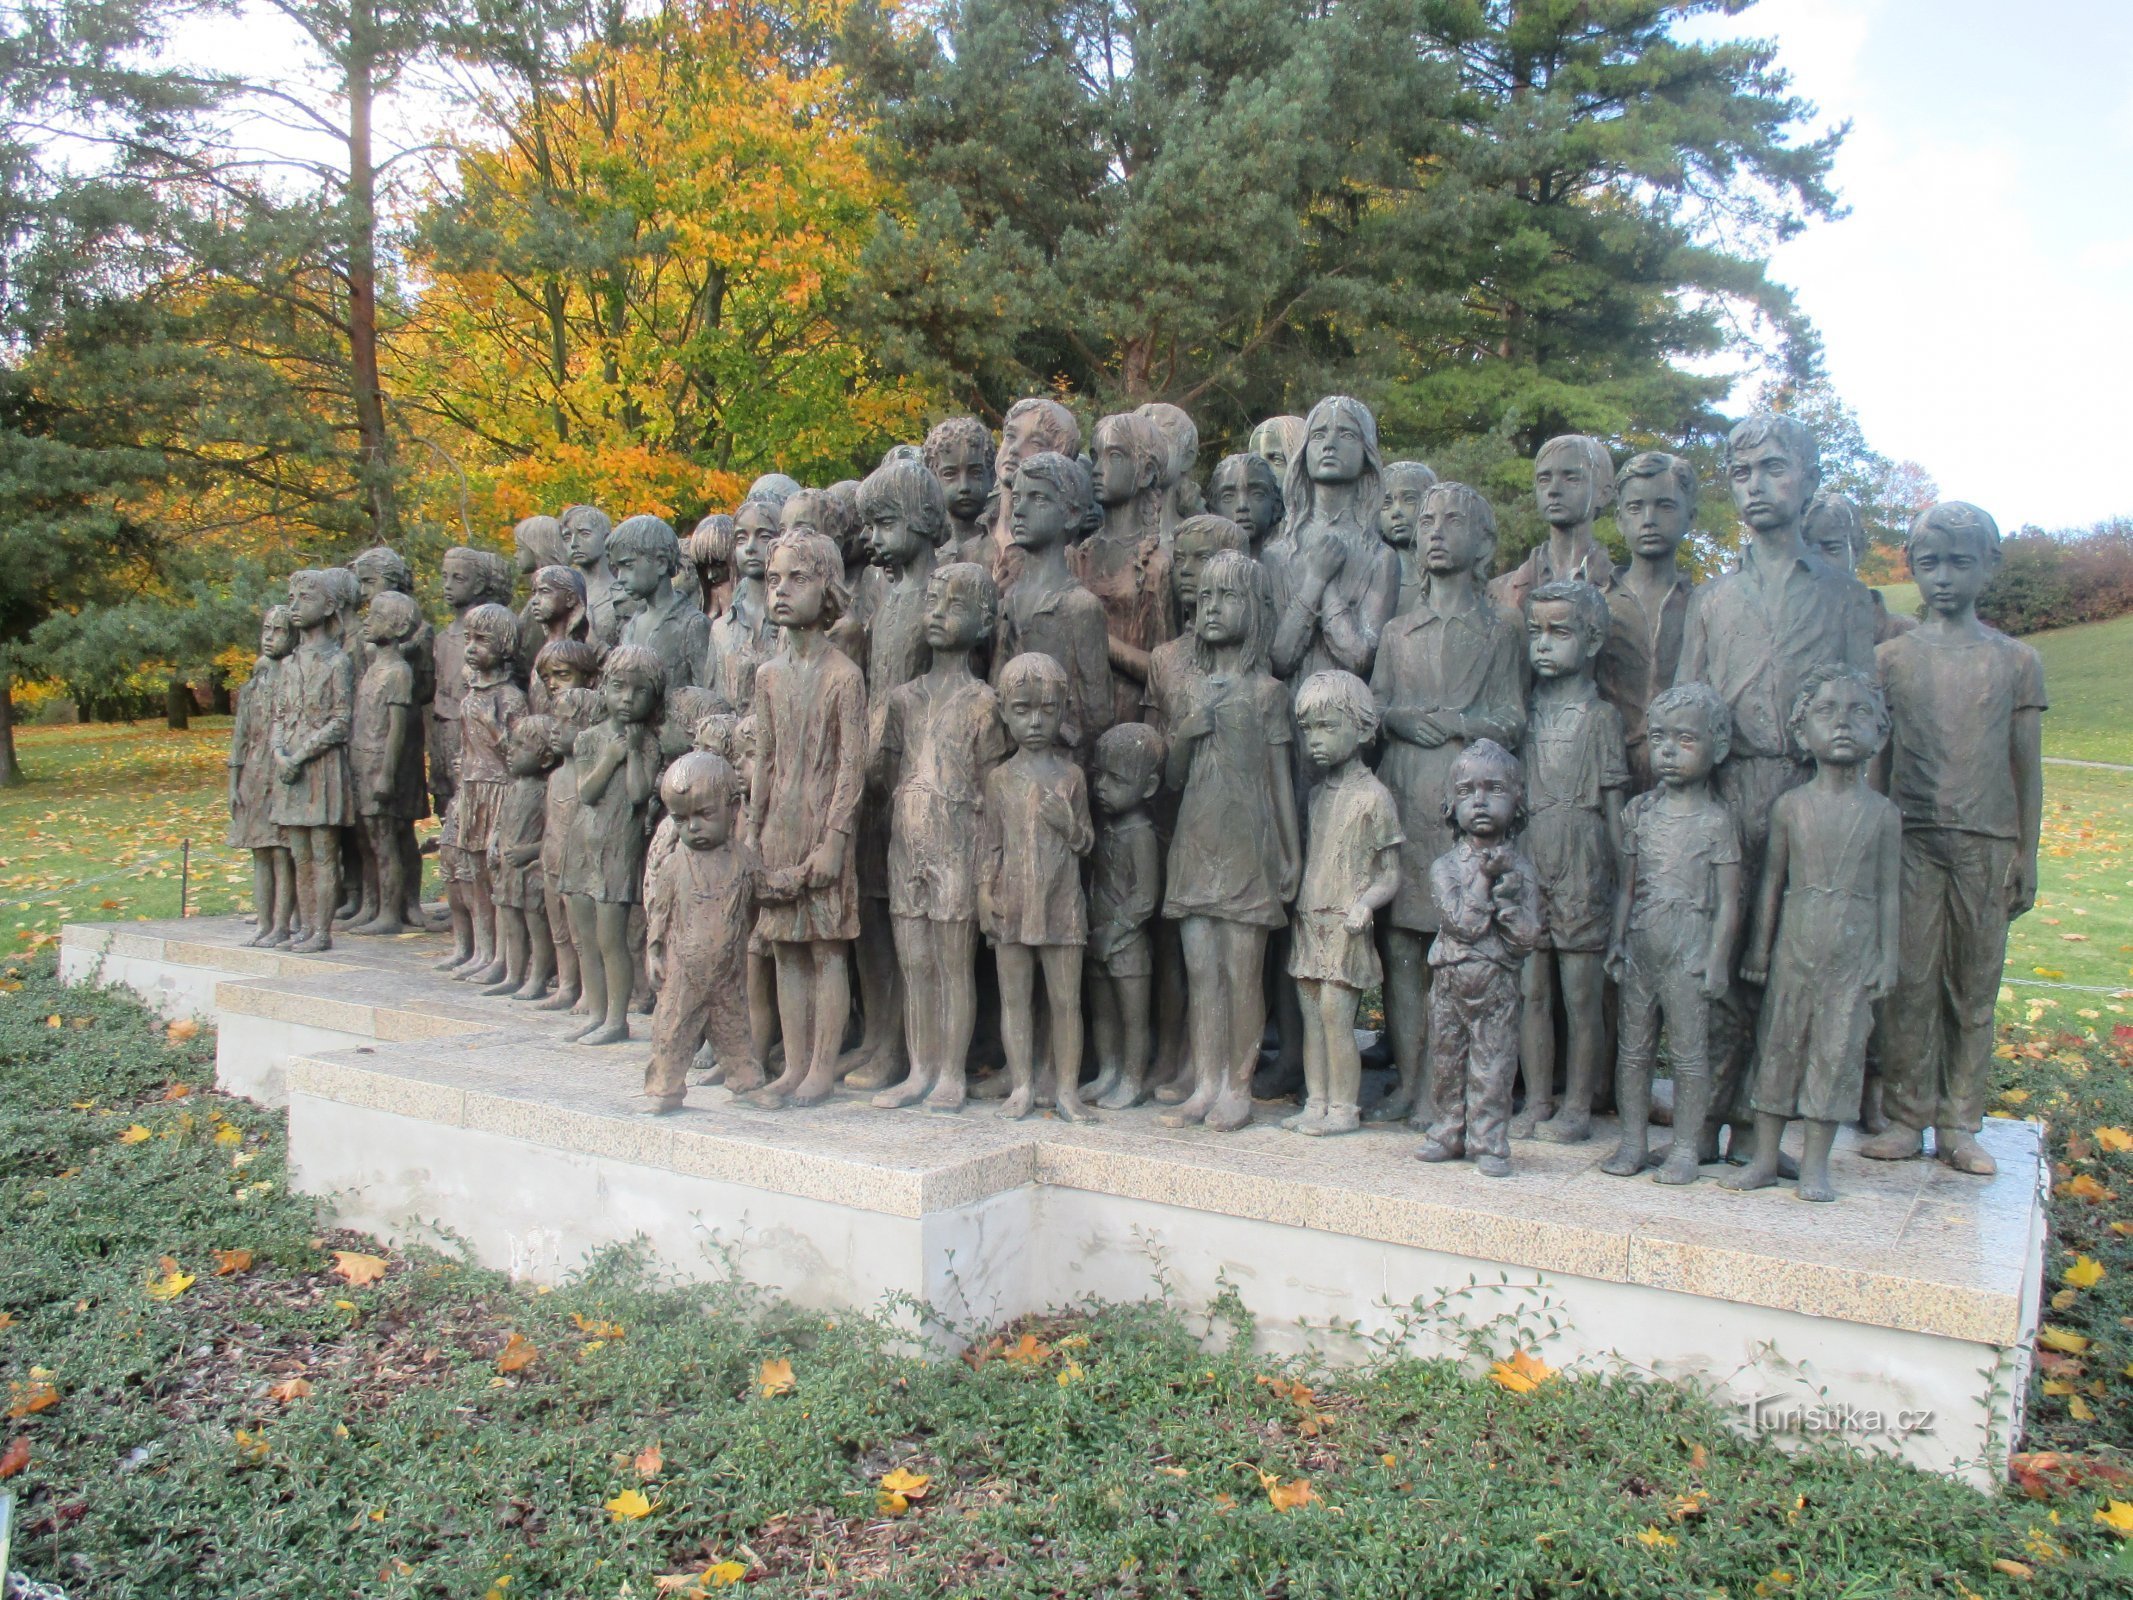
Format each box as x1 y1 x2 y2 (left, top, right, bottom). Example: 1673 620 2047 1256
117 1125 151 1145
496 1333 537 1374
2058 1173 2115 1203
2095 1500 2133 1536
213 1249 253 1276
1004 1333 1053 1367
6 1381 59 1418
2039 1327 2092 1355
1264 1475 1317 1512
1636 1526 1679 1548
214 1125 243 1147
1754 1571 1794 1596
757 1357 795 1397
268 1378 313 1403
1992 1559 2033 1580
877 1465 931 1516
146 1265 196 1301
1488 1349 1555 1393
2097 1126 2133 1153
2065 1256 2106 1289
605 1488 652 1521
634 1443 663 1479
706 1562 748 1588
331 1251 388 1286
166 1018 200 1043
2069 1396 2096 1422
233 1428 269 1463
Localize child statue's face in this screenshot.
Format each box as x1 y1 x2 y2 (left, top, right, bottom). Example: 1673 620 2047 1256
1209 461 1278 545
1525 599 1593 680
1803 505 1858 574
564 517 607 568
360 601 403 647
260 617 294 658
1533 445 1601 529
933 435 994 525
1249 421 1296 480
288 581 333 629
1797 678 1884 767
604 671 658 726
1299 706 1362 772
1305 407 1366 485
1194 574 1252 647
1009 467 1071 551
1420 495 1486 575
1092 756 1153 816
353 565 393 604
1908 524 1996 618
1001 678 1065 753
506 734 550 778
441 557 483 609
1381 474 1429 550
1451 760 1517 840
766 544 828 628
1170 529 1221 613
998 409 1061 479
733 507 778 579
531 580 571 624
1618 472 1691 561
1648 706 1722 788
465 631 507 673
1728 437 1813 534
674 794 734 851
1092 422 1150 509
612 546 668 602
865 504 924 571
538 660 588 700
921 573 985 651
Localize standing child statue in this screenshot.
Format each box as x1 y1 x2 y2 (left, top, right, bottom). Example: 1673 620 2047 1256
689 512 737 619
1516 579 1629 1142
984 397 1082 572
1085 722 1166 1110
705 489 786 716
432 547 515 972
1271 394 1401 685
511 514 568 668
486 716 559 999
1249 416 1307 485
874 561 1010 1113
982 652 1098 1122
349 546 433 927
1861 502 2045 1177
925 417 998 570
1076 410 1175 725
1601 682 1744 1183
453 603 530 986
1379 460 1439 615
1160 550 1301 1132
1605 452 1698 792
561 504 622 646
1724 666 1901 1201
746 531 867 1108
532 673 602 1015
613 515 710 699
1416 740 1544 1177
1806 490 1914 645
229 606 296 946
350 590 428 936
643 751 758 1114
270 570 357 953
562 645 662 1044
1492 434 1620 616
1288 670 1402 1136
524 565 590 712
1369 482 1525 1125
994 451 1114 763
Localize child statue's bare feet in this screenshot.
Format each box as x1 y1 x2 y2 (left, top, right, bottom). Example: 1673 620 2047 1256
1305 1105 1360 1137
1796 1172 1837 1202
1719 1152 1781 1192
1096 1076 1145 1111
1158 1089 1212 1128
999 1085 1036 1119
1599 1142 1648 1178
534 985 579 1012
1282 1104 1322 1133
1652 1146 1703 1186
740 1084 788 1110
578 1021 631 1047
1474 1152 1512 1178
1535 1109 1592 1144
1935 1129 1997 1176
1053 1092 1097 1124
873 1070 934 1110
1203 1088 1252 1131
643 1093 685 1117
1151 1078 1191 1106
1508 1101 1551 1140
788 1071 837 1108
1364 1084 1415 1123
924 1078 967 1114
511 977 548 1002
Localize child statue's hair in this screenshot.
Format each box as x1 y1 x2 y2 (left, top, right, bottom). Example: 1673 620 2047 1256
924 415 995 473
1725 412 1820 492
737 482 794 522
550 683 603 731
690 513 736 565
366 588 423 640
1787 662 1891 752
1189 549 1276 674
1525 577 1612 651
766 530 851 626
1282 394 1383 542
659 749 737 815
287 567 334 607
784 487 860 559
1617 449 1698 502
1095 721 1168 791
997 649 1071 709
513 514 567 568
350 545 414 593
1906 499 2000 555
1646 680 1734 765
1172 513 1251 556
1003 396 1080 456
534 637 600 685
1383 459 1439 495
1095 411 1168 521
608 514 683 573
692 711 743 762
1136 401 1198 489
747 472 802 504
600 643 668 721
445 545 517 605
858 457 951 548
1014 450 1096 532
930 561 999 638
1212 452 1284 525
1293 668 1380 742
1535 434 1617 506
463 602 522 660
1805 490 1868 558
559 504 613 543
508 714 561 768
1441 737 1525 832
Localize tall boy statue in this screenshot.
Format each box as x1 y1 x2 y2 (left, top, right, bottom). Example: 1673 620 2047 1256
1861 502 2044 1177
1490 435 1618 616
1604 452 1698 792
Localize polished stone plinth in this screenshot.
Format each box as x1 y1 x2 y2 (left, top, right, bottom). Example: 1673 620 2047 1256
60 917 2047 1485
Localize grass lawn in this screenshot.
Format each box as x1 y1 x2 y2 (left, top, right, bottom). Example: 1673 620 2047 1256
3 959 2132 1598
2028 612 2133 767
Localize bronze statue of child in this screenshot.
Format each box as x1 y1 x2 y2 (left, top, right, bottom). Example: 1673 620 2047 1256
1601 682 1744 1184
229 605 296 946
643 751 758 1114
689 512 736 618
1416 739 1544 1177
269 569 358 953
1160 550 1301 1133
1725 666 1900 1201
994 451 1114 764
1076 410 1175 726
1379 459 1439 615
1085 722 1166 1110
705 488 786 716
560 504 621 646
432 546 514 971
613 514 710 699
486 716 559 999
452 603 530 986
1861 502 2045 1178
1517 579 1629 1143
349 546 433 928
524 565 589 711
1605 452 1698 793
981 652 1098 1122
745 531 867 1108
562 644 664 1045
531 675 601 1014
874 561 1009 1113
924 416 998 570
350 590 428 936
1288 670 1402 1136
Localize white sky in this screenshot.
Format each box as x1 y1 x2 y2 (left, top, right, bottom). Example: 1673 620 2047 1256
164 0 2133 529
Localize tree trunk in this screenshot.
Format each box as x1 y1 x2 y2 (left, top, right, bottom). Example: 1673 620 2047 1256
210 670 232 715
346 0 400 544
0 671 20 787
166 674 191 730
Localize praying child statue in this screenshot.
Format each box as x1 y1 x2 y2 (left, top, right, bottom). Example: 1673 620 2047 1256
1415 740 1544 1177
1725 666 1900 1201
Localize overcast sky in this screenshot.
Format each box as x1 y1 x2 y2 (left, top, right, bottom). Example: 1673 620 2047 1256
170 0 2132 529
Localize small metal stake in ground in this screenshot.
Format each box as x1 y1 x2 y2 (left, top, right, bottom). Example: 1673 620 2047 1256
179 839 190 919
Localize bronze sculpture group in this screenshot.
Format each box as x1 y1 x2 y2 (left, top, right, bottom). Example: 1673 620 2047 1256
228 398 2044 1201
